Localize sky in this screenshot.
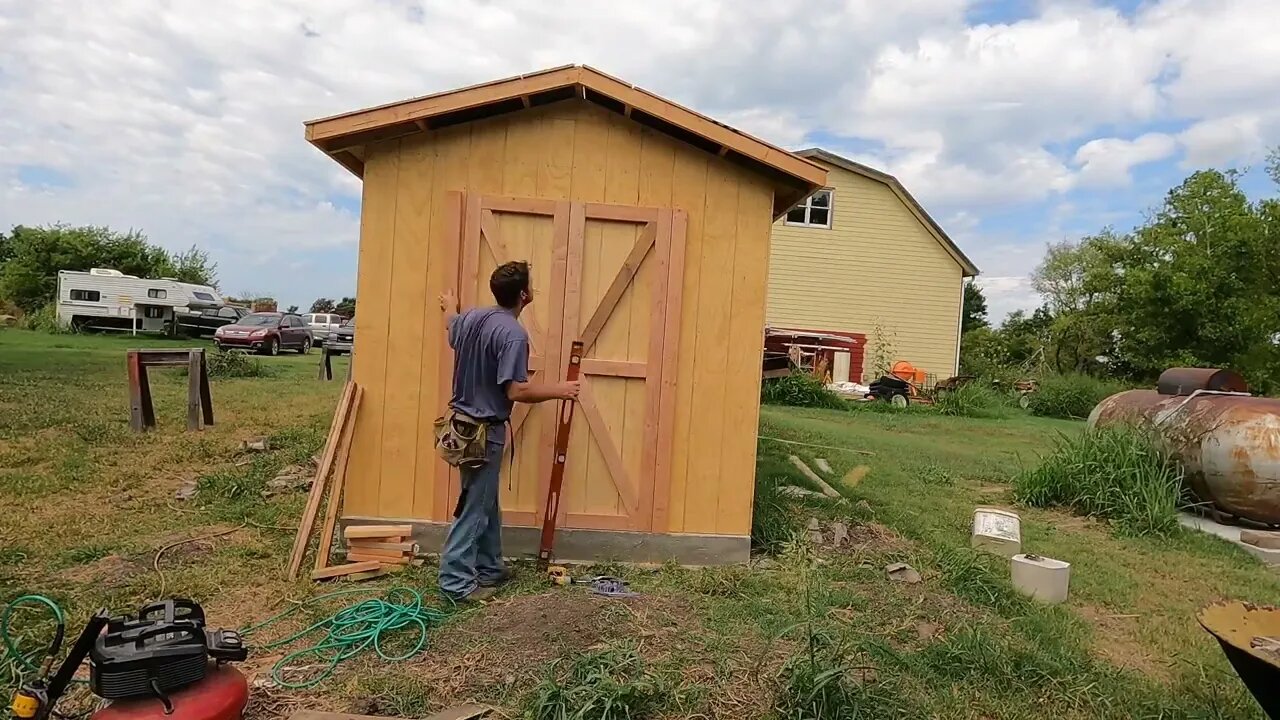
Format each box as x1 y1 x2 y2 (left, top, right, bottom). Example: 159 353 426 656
2 0 1278 320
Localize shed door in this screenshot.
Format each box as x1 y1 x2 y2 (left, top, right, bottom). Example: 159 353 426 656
451 194 569 527
447 193 685 533
558 202 685 532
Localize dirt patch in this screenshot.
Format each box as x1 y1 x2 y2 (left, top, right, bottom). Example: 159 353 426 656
1076 604 1170 679
406 590 714 708
841 521 915 556
58 554 144 588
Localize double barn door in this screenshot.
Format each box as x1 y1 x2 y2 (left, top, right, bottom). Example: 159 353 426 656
435 191 686 533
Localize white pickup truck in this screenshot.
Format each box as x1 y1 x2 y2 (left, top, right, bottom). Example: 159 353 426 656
302 313 347 343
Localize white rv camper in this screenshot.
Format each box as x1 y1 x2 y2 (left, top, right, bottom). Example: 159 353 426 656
56 269 224 334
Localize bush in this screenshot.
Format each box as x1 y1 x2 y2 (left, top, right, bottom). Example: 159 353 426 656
205 350 268 378
761 373 845 409
525 645 675 720
1013 425 1184 537
1026 373 1123 419
933 382 1013 419
16 304 71 334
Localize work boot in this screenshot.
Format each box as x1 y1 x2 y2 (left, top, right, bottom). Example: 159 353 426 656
478 570 511 588
454 586 499 604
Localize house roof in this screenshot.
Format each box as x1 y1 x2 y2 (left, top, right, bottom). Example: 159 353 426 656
305 65 828 218
795 148 979 277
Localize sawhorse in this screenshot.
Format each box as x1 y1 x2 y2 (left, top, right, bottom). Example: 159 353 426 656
127 348 214 432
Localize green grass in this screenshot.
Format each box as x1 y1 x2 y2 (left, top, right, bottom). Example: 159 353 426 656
1014 425 1184 537
2 329 1277 719
1027 373 1126 419
525 644 679 720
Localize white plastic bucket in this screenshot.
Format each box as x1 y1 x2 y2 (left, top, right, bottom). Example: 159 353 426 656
971 507 1022 557
1011 553 1071 604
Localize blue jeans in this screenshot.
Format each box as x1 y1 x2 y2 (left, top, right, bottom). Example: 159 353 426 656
438 434 507 599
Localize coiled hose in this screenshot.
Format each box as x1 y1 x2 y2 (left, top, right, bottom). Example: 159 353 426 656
239 586 463 689
1 594 66 680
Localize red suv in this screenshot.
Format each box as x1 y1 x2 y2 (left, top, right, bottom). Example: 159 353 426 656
214 313 312 355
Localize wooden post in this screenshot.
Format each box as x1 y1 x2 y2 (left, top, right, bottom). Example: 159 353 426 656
138 364 155 430
127 351 144 432
318 346 334 381
198 350 214 427
186 351 202 431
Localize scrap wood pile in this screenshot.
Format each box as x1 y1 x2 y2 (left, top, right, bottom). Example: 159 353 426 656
285 380 419 582
342 524 422 569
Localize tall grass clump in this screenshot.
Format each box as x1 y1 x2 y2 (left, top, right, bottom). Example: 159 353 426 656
761 373 845 409
1014 425 1183 537
933 382 1013 419
204 349 268 378
1026 373 1124 419
525 644 676 720
16 305 72 334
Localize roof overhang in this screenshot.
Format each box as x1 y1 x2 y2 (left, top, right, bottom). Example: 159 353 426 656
305 65 827 218
796 148 979 277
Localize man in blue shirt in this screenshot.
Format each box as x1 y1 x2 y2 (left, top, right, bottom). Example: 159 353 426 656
438 261 579 602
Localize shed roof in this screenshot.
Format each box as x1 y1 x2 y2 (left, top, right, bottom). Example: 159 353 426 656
305 65 827 217
796 148 979 277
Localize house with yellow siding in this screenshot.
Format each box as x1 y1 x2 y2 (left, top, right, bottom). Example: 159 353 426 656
768 148 979 383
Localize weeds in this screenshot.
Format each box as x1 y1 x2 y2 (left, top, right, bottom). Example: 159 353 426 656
1026 373 1124 419
204 350 268 378
932 382 1013 419
16 305 71 334
762 373 845 409
1014 425 1184 536
525 645 676 720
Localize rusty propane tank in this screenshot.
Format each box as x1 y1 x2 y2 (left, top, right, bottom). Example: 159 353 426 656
1089 389 1280 526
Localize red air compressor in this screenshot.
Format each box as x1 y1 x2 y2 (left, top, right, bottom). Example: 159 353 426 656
9 599 248 720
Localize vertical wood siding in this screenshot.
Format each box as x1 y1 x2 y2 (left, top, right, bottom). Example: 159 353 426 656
344 100 771 538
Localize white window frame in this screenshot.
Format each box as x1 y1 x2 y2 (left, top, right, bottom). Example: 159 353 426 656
783 188 834 229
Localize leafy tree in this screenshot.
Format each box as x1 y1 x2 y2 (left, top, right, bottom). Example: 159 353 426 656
0 225 173 312
959 326 1005 376
310 297 336 313
1033 234 1120 373
285 304 299 313
1000 306 1054 369
961 280 988 332
334 296 356 317
166 244 218 287
1106 170 1279 380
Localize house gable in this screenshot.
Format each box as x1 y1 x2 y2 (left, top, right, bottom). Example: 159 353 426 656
768 156 970 378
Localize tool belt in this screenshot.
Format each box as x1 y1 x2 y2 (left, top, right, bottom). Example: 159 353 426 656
433 409 489 469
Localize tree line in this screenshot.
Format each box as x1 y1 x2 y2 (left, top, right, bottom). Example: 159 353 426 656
962 149 1280 393
0 225 218 312
0 224 357 320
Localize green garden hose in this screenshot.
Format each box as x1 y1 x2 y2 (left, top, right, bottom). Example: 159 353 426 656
239 586 464 689
3 588 456 691
1 594 67 680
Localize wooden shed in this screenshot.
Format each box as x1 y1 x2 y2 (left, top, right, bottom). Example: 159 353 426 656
305 65 826 564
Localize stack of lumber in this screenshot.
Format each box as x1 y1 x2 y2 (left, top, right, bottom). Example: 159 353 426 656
344 524 420 566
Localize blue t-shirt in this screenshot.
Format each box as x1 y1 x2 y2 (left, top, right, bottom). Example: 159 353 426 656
448 306 529 423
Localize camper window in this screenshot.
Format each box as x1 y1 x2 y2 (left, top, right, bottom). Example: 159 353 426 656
193 291 215 301
148 288 167 299
69 289 100 302
144 307 165 319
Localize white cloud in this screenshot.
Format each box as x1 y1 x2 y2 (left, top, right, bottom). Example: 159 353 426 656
1074 133 1177 187
0 0 1278 308
975 276 1040 324
1178 115 1265 168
